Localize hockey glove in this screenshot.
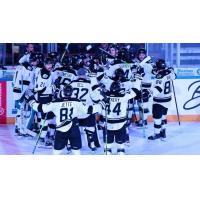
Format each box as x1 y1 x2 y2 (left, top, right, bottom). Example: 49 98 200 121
22 61 30 68
141 89 151 102
137 67 145 77
25 90 35 104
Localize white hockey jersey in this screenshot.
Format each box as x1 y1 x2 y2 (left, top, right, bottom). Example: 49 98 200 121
133 58 154 89
105 60 134 80
104 89 137 130
60 69 77 85
34 68 56 103
30 98 101 132
18 53 31 64
13 64 34 101
70 77 104 118
152 69 176 106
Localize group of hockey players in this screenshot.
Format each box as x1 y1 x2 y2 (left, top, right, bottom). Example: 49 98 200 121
12 43 176 155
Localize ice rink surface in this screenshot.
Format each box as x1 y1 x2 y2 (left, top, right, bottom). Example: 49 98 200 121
0 122 200 155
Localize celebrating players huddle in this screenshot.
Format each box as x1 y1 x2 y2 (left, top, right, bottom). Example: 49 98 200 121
12 44 176 155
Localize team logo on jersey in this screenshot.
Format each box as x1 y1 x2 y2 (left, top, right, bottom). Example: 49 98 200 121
42 74 49 79
183 80 200 110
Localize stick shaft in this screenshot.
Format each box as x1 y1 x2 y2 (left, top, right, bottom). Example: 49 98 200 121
172 80 181 125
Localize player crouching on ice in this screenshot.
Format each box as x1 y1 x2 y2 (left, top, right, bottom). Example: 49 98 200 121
25 85 104 155
148 59 176 140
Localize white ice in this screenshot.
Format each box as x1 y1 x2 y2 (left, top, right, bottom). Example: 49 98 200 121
0 122 200 155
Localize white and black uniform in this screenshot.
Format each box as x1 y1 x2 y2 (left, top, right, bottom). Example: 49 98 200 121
34 67 56 140
70 77 104 149
12 63 34 134
18 52 31 64
151 69 176 137
52 62 64 81
105 59 135 80
29 97 102 154
103 89 137 154
133 58 154 126
59 68 77 86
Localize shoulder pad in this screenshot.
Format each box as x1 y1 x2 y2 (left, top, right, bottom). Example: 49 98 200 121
156 73 164 79
146 60 153 64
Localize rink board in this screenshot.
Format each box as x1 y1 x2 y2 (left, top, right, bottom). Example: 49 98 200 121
0 77 200 124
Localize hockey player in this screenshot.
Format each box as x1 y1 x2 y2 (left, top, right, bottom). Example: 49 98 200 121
34 57 57 146
48 51 61 68
70 68 104 151
133 48 154 128
148 59 176 140
106 44 118 64
102 81 141 155
104 48 135 79
25 85 103 155
13 52 36 135
18 43 35 64
56 56 77 87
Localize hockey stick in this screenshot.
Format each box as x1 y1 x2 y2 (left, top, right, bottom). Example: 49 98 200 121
140 87 146 138
104 103 109 155
132 100 137 122
139 56 151 66
60 43 70 63
171 80 181 125
32 117 46 154
99 47 115 59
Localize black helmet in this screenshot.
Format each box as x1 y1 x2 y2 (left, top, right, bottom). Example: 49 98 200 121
48 51 58 59
44 57 54 65
117 48 129 61
29 52 37 62
63 85 73 98
137 48 147 55
110 81 121 94
114 68 124 79
156 59 167 69
61 56 72 67
35 52 44 62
